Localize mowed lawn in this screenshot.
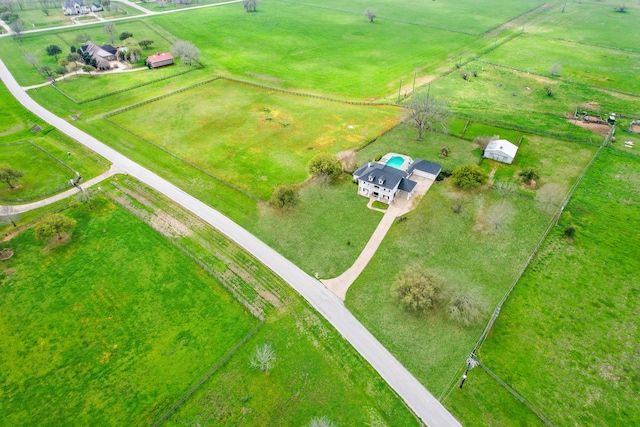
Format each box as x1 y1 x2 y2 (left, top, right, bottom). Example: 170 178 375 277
346 136 596 394
150 1 478 98
0 81 39 136
110 78 400 200
483 35 640 94
0 142 74 200
525 1 640 51
0 199 258 425
446 148 640 426
287 0 545 34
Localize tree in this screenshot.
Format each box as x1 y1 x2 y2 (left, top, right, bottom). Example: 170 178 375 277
451 164 488 189
0 165 24 189
39 0 49 16
564 225 576 239
249 343 276 372
24 52 39 69
448 292 485 326
269 185 299 209
46 44 62 60
103 22 116 44
9 20 24 41
1 11 19 22
243 0 257 12
171 40 200 66
119 31 133 41
364 7 376 22
614 4 627 12
34 213 77 243
518 167 539 185
123 38 142 62
82 65 95 74
75 32 90 44
55 66 67 79
67 52 81 62
101 0 111 10
549 63 561 76
391 267 440 313
38 64 54 79
403 92 450 140
139 39 154 50
308 154 342 181
0 205 20 227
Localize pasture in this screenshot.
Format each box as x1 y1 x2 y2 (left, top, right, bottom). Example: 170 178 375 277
346 133 596 393
0 198 259 425
445 148 640 426
109 78 400 200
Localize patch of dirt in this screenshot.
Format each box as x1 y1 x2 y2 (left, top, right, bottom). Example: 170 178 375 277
568 118 610 136
4 268 15 275
257 288 282 309
46 234 71 249
0 249 13 260
245 72 284 84
521 179 538 190
150 211 192 238
580 102 601 111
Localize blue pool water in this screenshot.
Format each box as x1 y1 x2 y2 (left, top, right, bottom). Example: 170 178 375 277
386 156 405 169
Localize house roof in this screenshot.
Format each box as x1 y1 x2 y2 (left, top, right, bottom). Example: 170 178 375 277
398 178 417 193
102 44 117 55
63 0 84 7
147 52 173 63
80 41 116 60
408 158 442 176
353 162 409 191
485 139 518 158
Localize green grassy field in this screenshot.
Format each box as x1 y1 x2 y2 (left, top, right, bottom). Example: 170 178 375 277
429 64 639 142
139 0 230 13
97 177 420 426
285 0 545 34
445 148 640 426
0 197 259 425
110 78 400 200
524 1 640 51
483 34 640 94
345 134 596 394
0 81 41 136
0 141 74 200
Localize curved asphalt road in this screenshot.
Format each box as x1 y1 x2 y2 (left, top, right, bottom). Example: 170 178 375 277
0 59 461 427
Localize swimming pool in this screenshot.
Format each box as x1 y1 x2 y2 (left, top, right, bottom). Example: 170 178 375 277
386 156 405 169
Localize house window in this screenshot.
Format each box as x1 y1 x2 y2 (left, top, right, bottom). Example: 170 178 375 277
368 175 374 182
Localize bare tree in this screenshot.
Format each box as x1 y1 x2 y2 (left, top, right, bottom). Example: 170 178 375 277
249 343 276 372
308 417 336 427
403 92 450 140
9 20 25 42
243 0 257 12
364 7 376 22
103 22 116 45
24 52 39 69
39 0 49 16
171 40 200 66
0 165 24 189
549 63 561 76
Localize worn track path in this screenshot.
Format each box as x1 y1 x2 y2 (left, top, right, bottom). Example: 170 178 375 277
0 59 461 427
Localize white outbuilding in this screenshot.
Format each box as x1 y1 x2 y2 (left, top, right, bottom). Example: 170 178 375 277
483 139 518 164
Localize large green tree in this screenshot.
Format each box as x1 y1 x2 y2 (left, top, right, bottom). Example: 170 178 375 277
451 164 488 189
0 165 24 189
34 213 77 243
308 154 342 181
46 44 62 60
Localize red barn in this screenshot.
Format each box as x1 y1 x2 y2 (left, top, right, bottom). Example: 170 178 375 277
146 52 174 69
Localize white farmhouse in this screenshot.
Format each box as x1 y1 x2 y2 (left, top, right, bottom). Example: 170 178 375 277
483 139 518 164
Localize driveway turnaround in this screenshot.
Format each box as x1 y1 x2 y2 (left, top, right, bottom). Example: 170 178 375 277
0 59 461 427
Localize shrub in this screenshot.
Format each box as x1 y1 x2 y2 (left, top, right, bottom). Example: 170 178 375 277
614 4 627 12
119 31 133 41
448 292 485 326
269 185 299 209
518 167 540 185
391 268 440 313
564 225 576 239
544 86 553 97
308 154 342 181
451 164 488 189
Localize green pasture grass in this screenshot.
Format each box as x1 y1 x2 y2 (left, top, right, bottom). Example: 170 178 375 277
53 65 195 102
141 0 231 13
283 0 545 34
616 130 640 155
0 141 74 200
100 177 419 426
524 1 640 51
345 137 595 394
0 20 175 86
99 3 145 18
446 148 640 425
0 80 42 136
0 197 259 425
483 35 640 94
15 8 74 29
430 64 639 142
253 178 383 278
150 1 479 98
356 123 482 171
109 78 400 200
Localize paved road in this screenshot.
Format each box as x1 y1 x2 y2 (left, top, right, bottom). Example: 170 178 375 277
0 59 461 427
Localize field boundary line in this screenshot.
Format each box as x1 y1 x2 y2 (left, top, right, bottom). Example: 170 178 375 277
479 3 550 37
151 321 264 426
523 32 640 55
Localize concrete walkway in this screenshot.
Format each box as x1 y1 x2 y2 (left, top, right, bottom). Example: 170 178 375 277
0 58 460 427
323 177 434 300
0 165 120 215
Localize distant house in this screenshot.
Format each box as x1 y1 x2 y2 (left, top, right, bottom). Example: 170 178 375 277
353 155 442 204
62 0 102 15
79 41 117 70
483 139 518 164
146 52 174 69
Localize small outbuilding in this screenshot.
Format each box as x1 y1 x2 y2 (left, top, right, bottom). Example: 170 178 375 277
146 52 174 69
483 139 518 164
